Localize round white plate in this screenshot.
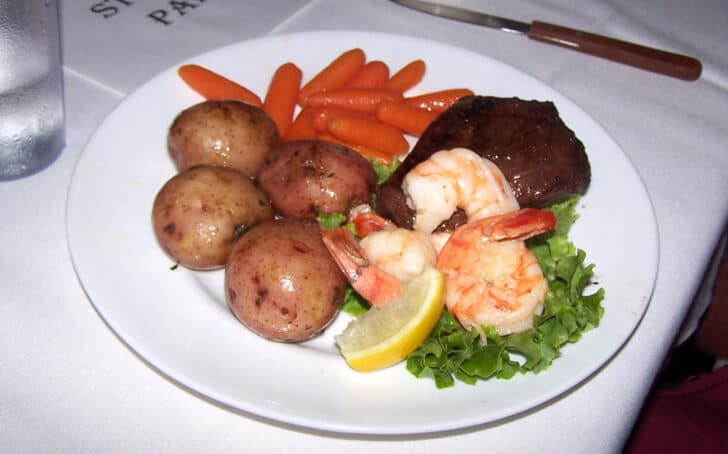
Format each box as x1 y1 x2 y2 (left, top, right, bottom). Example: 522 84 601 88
66 31 658 435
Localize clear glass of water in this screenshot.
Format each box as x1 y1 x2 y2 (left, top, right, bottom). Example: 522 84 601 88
0 0 65 180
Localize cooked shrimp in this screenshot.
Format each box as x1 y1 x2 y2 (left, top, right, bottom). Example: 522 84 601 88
321 207 437 306
321 227 402 307
359 228 437 283
348 204 437 282
436 208 557 335
402 148 519 233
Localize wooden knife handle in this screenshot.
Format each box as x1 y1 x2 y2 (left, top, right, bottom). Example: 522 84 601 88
528 21 702 81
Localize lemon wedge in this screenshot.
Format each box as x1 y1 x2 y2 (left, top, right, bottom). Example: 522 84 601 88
335 266 445 372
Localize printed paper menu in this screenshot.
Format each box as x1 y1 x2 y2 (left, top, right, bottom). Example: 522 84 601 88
61 0 309 94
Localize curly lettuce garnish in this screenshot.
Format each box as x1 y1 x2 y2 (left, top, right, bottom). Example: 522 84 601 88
341 286 371 316
406 196 605 388
317 212 348 230
371 158 400 185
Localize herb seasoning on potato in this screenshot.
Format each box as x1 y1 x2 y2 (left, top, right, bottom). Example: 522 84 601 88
167 100 279 177
258 140 376 218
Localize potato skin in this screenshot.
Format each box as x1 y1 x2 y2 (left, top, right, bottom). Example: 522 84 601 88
225 218 345 342
152 166 273 270
257 140 376 218
168 100 279 177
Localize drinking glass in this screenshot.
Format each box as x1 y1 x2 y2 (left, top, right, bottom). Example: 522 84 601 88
0 0 64 180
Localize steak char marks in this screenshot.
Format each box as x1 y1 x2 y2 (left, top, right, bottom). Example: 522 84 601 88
376 96 591 229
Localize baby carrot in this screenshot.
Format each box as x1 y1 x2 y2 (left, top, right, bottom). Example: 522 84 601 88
263 62 303 137
404 88 474 112
298 48 366 105
317 134 393 165
327 116 409 156
346 60 390 89
303 88 403 113
178 64 262 106
284 108 317 141
376 100 438 137
384 60 426 93
309 106 373 133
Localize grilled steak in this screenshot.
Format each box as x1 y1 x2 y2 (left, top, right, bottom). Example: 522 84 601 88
376 96 591 229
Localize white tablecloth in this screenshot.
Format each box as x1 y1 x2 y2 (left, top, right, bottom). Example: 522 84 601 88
3 1 727 452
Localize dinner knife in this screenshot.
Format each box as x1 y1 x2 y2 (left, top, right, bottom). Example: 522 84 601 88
391 0 702 81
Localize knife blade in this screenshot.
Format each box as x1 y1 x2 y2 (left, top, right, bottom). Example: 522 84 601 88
391 0 702 81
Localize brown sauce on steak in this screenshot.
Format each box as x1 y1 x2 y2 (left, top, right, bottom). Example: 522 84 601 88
376 96 591 229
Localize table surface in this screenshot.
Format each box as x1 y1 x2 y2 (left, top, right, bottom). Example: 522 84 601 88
2 1 727 452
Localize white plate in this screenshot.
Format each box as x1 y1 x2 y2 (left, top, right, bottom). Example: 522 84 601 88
66 31 658 435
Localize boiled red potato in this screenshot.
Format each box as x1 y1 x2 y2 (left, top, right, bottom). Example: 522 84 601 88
257 140 376 218
152 165 273 270
167 100 279 177
225 217 346 342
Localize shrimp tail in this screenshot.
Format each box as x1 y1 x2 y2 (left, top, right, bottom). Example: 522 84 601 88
320 226 401 307
474 208 556 242
348 204 394 237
